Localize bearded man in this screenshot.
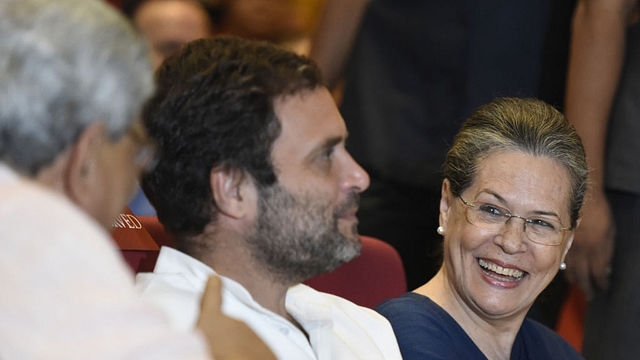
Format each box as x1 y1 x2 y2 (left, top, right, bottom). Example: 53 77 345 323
136 36 401 360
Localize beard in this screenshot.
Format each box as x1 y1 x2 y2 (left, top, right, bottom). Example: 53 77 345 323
244 183 362 285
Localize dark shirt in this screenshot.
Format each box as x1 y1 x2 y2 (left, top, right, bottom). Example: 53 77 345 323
341 0 553 189
376 292 584 359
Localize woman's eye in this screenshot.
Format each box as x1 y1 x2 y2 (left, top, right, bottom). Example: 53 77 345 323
530 218 556 230
478 203 504 216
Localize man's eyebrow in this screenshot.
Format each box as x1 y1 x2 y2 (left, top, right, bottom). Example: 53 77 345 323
323 135 344 149
305 135 345 161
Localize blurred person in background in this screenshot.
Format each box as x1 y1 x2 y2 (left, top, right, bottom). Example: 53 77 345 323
123 0 220 69
212 0 322 54
122 0 319 60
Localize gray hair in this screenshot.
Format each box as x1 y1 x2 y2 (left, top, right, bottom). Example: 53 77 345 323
0 0 153 175
443 98 588 229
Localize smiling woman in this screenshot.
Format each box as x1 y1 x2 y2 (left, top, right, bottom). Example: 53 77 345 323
376 98 588 360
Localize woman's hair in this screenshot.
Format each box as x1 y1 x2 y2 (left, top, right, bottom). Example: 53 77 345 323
443 97 588 229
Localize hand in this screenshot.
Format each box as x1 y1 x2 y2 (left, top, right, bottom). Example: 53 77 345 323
196 276 276 360
564 188 615 300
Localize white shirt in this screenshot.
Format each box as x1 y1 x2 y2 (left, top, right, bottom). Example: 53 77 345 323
136 247 402 360
0 163 210 360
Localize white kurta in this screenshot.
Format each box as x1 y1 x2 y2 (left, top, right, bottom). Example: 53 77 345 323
0 163 210 360
136 247 402 360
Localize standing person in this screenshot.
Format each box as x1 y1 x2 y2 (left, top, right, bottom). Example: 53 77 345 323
564 0 640 358
310 0 554 292
377 98 587 359
136 36 402 359
0 0 274 359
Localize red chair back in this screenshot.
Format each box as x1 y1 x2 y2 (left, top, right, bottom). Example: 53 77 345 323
111 210 159 273
138 215 174 248
555 285 587 352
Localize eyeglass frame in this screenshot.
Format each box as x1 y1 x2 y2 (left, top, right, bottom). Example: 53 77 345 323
457 195 572 246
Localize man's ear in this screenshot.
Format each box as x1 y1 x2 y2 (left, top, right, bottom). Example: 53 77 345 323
210 166 253 219
64 122 105 206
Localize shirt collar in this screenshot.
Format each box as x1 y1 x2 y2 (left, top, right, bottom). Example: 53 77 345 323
153 246 333 329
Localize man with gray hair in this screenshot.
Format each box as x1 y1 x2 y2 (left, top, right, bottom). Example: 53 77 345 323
0 0 273 359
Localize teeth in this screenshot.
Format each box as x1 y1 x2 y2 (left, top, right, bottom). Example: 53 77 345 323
478 259 524 279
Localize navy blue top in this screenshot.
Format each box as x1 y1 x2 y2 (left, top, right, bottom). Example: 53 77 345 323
376 293 583 359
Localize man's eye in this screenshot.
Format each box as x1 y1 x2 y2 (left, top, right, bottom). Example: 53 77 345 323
321 147 335 160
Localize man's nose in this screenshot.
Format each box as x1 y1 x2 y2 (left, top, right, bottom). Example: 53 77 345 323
342 153 370 193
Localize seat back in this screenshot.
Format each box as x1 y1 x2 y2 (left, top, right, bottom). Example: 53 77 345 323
126 216 407 308
138 215 174 248
555 285 587 352
111 210 159 273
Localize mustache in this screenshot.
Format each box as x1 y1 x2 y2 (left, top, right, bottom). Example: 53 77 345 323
334 192 360 217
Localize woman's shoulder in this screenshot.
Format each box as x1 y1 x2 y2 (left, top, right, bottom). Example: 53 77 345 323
515 318 584 359
376 292 487 360
376 292 447 323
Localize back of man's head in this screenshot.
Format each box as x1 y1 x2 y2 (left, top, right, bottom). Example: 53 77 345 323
141 36 323 246
0 0 153 176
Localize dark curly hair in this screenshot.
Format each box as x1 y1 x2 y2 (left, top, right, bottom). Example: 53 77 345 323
141 36 323 250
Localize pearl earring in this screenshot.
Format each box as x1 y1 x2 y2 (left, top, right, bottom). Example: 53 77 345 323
437 226 444 235
559 262 567 271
